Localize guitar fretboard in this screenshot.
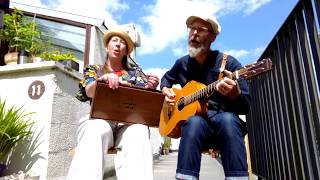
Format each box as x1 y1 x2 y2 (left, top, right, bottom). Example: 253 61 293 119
177 81 219 107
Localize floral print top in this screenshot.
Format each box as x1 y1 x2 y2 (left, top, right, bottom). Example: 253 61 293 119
75 64 147 102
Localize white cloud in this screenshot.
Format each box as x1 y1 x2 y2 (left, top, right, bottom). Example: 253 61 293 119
172 45 187 57
253 46 265 56
225 49 250 60
136 0 271 56
137 0 220 55
225 46 266 65
53 0 129 27
11 0 128 27
144 67 168 80
211 0 272 16
10 0 45 8
243 0 272 15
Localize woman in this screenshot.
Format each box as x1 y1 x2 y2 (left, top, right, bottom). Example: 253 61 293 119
67 28 159 180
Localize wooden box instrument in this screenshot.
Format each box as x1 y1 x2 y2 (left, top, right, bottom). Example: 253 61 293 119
90 81 165 127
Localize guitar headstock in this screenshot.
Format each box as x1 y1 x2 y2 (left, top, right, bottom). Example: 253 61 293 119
236 58 272 80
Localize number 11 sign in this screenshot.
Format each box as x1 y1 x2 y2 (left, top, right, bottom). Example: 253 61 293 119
28 80 45 100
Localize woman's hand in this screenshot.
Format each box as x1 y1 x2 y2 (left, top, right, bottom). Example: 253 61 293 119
98 73 120 89
145 73 159 89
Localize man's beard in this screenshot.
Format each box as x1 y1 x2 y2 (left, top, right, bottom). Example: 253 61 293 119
188 39 211 58
188 46 205 58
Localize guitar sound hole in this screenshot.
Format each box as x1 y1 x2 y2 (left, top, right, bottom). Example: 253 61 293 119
178 98 185 111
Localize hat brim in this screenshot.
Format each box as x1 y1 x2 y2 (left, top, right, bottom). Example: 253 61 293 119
103 30 134 54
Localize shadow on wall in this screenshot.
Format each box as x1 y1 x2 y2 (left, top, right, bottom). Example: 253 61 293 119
5 128 45 176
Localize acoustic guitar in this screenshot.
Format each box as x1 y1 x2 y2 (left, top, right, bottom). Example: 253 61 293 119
159 58 272 138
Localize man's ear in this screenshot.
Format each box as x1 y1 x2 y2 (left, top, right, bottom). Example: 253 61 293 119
210 34 217 43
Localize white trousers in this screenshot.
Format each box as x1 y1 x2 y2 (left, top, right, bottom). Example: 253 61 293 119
66 115 153 180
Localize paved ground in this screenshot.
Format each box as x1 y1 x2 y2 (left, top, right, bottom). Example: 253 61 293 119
153 152 225 180
105 151 258 180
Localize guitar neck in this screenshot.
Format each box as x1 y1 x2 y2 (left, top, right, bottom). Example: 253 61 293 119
181 81 219 106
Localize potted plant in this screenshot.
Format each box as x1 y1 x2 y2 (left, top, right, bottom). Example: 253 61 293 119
0 7 45 64
39 50 79 71
0 98 34 176
162 136 171 155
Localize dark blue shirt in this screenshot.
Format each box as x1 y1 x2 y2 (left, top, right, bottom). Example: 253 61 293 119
160 50 251 116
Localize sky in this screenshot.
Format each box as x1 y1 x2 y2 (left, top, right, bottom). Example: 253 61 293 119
10 0 299 77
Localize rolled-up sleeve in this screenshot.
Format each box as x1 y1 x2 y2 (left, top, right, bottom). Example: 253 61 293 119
75 65 99 102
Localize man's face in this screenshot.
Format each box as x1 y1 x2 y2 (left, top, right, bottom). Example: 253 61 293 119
187 19 215 57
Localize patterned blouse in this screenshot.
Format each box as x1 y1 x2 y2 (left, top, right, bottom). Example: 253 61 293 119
75 64 147 102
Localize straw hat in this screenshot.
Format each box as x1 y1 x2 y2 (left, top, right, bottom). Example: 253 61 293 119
103 29 134 54
186 15 221 35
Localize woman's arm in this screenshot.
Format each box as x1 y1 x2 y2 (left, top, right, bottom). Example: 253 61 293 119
75 65 98 102
84 81 97 98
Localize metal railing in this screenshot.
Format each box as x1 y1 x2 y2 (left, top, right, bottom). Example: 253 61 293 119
247 0 320 179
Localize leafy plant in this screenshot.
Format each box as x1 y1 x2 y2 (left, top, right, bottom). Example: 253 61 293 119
0 7 45 56
39 50 78 62
163 136 171 149
0 99 34 163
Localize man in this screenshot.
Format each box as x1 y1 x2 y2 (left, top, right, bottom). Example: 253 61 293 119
161 15 251 180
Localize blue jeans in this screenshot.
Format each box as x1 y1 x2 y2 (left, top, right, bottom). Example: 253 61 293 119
176 112 248 179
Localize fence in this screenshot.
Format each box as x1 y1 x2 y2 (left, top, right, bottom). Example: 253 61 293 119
247 0 320 179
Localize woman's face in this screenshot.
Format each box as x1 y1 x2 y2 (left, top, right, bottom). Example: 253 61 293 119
106 36 128 59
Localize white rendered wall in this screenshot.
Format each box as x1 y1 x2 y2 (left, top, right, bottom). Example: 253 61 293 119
0 62 88 179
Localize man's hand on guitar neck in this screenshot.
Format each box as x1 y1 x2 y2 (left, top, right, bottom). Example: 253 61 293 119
162 87 176 110
215 70 241 100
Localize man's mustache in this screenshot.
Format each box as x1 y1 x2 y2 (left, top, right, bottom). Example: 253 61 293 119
189 36 200 44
